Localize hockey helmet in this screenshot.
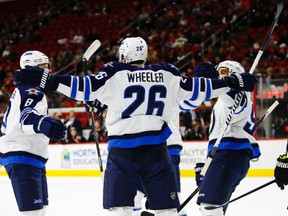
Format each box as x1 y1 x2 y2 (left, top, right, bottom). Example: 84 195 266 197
20 50 49 69
216 60 245 75
118 37 148 63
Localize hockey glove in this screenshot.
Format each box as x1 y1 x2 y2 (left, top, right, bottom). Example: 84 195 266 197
85 100 108 116
194 62 219 79
223 72 256 93
13 66 58 92
194 162 205 187
34 116 67 140
274 154 288 190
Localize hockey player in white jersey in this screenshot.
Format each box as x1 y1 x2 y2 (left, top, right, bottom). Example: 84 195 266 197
191 61 260 216
13 37 257 216
0 51 66 216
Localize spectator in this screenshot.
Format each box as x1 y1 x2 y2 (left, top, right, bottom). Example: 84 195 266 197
182 109 199 129
278 66 288 79
88 119 107 143
184 119 206 140
67 127 86 143
2 45 15 61
64 110 83 136
173 33 188 48
222 8 237 24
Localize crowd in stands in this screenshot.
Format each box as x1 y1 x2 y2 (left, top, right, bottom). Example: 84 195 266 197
0 0 287 142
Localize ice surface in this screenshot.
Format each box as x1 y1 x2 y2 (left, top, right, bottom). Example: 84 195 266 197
0 176 287 216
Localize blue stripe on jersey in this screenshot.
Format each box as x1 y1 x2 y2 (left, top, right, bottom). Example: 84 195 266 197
0 155 47 168
84 76 90 101
179 106 187 112
228 104 245 114
179 100 198 111
20 107 38 122
1 121 6 128
227 92 247 114
71 77 78 99
167 148 182 156
205 79 211 101
207 137 253 156
191 77 199 100
107 125 172 150
251 143 261 159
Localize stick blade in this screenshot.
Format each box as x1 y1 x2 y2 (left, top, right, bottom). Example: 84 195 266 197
83 39 101 61
276 2 284 14
204 206 220 210
141 211 154 216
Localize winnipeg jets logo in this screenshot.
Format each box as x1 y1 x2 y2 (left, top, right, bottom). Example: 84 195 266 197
26 88 40 95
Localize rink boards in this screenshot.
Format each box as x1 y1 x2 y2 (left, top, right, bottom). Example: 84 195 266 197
0 139 286 177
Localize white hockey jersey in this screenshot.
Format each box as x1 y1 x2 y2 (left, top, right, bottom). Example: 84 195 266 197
54 61 230 150
208 91 260 158
0 86 49 168
166 107 183 156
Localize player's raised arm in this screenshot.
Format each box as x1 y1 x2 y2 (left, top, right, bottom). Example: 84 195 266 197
13 63 256 104
178 70 256 106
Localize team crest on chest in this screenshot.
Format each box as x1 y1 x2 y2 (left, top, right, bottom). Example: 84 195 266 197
26 88 40 95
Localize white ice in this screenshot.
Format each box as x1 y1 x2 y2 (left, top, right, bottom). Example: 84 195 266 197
0 176 287 216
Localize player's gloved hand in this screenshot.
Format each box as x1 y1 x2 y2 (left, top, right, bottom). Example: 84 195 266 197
194 62 219 79
194 162 205 187
85 99 108 116
274 154 288 190
34 116 67 140
13 66 58 92
223 72 257 93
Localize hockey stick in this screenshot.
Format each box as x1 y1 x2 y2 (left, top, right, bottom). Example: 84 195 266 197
89 111 104 175
82 39 104 177
204 179 276 210
141 190 201 216
200 1 284 177
141 100 279 216
83 39 101 74
177 187 199 212
255 100 279 128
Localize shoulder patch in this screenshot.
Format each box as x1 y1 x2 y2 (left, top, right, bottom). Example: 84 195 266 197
25 88 41 95
104 62 115 68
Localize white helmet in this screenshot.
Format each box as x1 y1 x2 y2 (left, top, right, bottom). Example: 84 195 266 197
216 60 245 75
20 50 49 69
118 37 148 63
